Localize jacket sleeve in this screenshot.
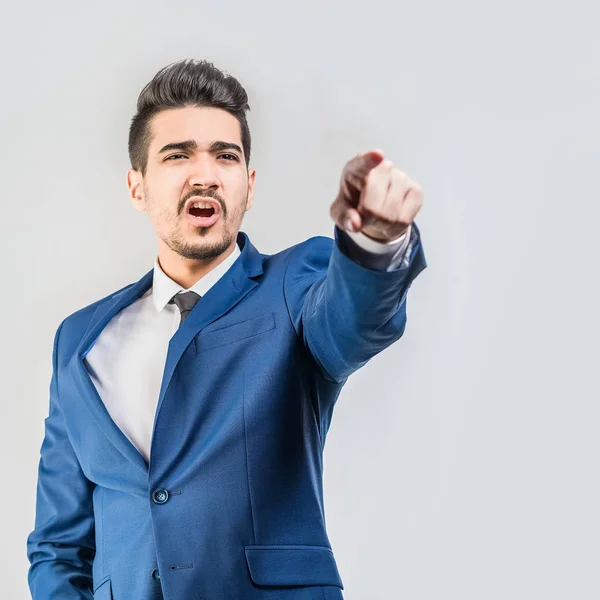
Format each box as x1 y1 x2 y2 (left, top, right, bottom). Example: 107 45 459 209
26 319 96 599
284 222 427 384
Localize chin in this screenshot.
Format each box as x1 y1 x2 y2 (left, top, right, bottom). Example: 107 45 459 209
180 233 233 261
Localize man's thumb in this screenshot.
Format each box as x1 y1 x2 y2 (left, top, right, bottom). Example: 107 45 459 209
343 208 362 232
330 194 363 232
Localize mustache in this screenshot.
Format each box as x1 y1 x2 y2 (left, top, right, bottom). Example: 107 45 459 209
181 189 226 216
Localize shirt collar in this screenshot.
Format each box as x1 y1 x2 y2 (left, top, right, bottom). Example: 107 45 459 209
151 241 242 312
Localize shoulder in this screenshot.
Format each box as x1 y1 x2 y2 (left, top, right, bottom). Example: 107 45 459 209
58 280 136 344
275 234 335 290
280 234 334 272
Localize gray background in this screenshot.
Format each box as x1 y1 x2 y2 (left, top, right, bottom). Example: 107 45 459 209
1 0 598 598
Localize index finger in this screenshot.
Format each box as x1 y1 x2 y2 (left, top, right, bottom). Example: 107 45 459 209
344 149 386 180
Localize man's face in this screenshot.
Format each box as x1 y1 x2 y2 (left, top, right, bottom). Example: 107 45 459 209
128 106 255 261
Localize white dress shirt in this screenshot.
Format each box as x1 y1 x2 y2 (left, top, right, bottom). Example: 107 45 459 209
85 225 413 462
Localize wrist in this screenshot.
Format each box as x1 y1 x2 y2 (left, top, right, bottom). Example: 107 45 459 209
361 227 408 244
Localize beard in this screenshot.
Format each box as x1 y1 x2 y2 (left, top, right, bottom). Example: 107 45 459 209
151 189 248 262
171 226 235 261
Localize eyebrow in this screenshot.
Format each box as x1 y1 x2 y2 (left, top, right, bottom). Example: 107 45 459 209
157 140 243 156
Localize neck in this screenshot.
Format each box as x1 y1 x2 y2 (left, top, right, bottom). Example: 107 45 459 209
157 238 238 290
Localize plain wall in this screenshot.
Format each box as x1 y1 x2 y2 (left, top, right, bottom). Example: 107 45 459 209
1 1 598 598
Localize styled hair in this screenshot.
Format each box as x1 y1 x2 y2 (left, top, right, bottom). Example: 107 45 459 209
128 59 251 175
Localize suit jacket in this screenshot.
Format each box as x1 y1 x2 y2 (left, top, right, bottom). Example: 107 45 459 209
27 224 427 599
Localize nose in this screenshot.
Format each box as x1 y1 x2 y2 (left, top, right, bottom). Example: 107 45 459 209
188 155 220 190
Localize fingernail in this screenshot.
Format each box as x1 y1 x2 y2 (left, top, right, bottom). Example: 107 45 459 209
345 218 354 231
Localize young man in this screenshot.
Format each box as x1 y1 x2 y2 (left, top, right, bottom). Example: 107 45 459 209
27 59 426 599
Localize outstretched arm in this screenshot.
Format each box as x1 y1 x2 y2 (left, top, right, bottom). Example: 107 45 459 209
284 150 427 383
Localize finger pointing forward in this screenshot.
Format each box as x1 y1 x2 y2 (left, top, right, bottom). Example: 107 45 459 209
342 149 386 196
331 149 387 232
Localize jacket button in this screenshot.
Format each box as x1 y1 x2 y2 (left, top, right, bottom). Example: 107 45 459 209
151 568 160 580
152 489 169 504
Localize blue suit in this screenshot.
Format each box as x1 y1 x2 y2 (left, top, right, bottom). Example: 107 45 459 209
27 225 427 599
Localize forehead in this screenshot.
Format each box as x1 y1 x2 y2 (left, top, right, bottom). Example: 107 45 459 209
148 106 242 151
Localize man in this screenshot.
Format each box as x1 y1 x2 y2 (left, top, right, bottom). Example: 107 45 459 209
26 59 427 599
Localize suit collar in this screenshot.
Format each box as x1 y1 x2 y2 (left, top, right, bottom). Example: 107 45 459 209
151 239 242 312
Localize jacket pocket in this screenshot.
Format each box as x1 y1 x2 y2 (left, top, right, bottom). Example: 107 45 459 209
195 312 276 353
244 545 344 588
93 575 112 599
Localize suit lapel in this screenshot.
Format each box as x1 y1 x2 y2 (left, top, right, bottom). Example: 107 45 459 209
150 231 264 452
70 268 154 474
69 230 264 476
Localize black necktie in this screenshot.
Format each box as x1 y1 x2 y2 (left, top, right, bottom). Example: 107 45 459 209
168 291 201 327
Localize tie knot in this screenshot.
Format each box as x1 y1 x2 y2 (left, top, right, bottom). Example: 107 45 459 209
168 291 202 325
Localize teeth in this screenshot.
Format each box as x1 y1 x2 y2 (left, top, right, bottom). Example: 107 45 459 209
192 201 215 210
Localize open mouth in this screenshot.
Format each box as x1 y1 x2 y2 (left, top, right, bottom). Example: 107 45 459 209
185 198 221 228
190 205 215 218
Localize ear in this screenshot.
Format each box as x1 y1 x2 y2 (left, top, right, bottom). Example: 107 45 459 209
127 169 146 212
245 168 256 211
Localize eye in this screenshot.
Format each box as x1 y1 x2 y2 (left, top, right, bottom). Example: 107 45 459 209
219 154 239 161
165 154 187 161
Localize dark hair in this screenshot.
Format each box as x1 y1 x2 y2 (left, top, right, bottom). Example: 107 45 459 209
128 59 251 175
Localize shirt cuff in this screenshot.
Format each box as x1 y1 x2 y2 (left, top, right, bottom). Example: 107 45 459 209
336 224 414 272
344 225 412 256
